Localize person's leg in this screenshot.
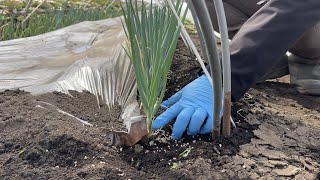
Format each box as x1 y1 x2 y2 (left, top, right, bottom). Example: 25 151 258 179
290 23 320 59
224 0 264 17
205 0 250 38
229 0 320 101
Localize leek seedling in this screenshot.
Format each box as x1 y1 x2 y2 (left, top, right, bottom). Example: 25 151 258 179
122 0 187 133
212 0 231 137
189 0 223 138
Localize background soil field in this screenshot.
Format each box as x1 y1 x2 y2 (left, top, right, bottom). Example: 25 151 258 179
0 37 319 179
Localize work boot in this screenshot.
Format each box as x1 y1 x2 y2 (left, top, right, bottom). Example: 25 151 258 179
288 23 320 95
288 53 320 95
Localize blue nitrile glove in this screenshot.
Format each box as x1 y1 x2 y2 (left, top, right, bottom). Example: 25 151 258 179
152 75 220 140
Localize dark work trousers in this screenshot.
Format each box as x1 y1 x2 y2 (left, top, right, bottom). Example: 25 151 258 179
208 0 320 101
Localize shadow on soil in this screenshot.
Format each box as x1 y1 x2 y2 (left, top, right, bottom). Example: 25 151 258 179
255 82 320 112
255 81 320 165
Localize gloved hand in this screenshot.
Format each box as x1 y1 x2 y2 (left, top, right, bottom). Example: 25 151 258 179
152 75 220 140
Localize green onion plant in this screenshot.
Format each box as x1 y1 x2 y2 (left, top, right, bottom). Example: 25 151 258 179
122 0 187 133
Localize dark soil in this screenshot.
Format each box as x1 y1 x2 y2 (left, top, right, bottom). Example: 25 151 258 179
1 36 320 179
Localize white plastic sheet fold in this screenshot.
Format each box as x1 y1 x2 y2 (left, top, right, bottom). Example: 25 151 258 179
0 17 139 119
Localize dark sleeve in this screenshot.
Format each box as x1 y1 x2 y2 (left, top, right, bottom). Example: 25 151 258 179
230 0 320 101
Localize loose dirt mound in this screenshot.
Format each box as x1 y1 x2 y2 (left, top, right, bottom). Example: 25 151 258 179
0 90 144 179
0 38 319 179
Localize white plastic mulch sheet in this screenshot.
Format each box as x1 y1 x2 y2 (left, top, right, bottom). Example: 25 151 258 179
0 17 139 120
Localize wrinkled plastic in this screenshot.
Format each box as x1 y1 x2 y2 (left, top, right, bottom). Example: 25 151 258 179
0 17 147 145
1 18 131 106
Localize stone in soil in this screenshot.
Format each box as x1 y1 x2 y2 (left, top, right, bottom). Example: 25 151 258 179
272 165 300 177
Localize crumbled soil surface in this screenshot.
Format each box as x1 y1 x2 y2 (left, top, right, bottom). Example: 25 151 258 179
1 36 320 179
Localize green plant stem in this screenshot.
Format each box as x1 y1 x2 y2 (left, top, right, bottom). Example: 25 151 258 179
122 0 187 133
